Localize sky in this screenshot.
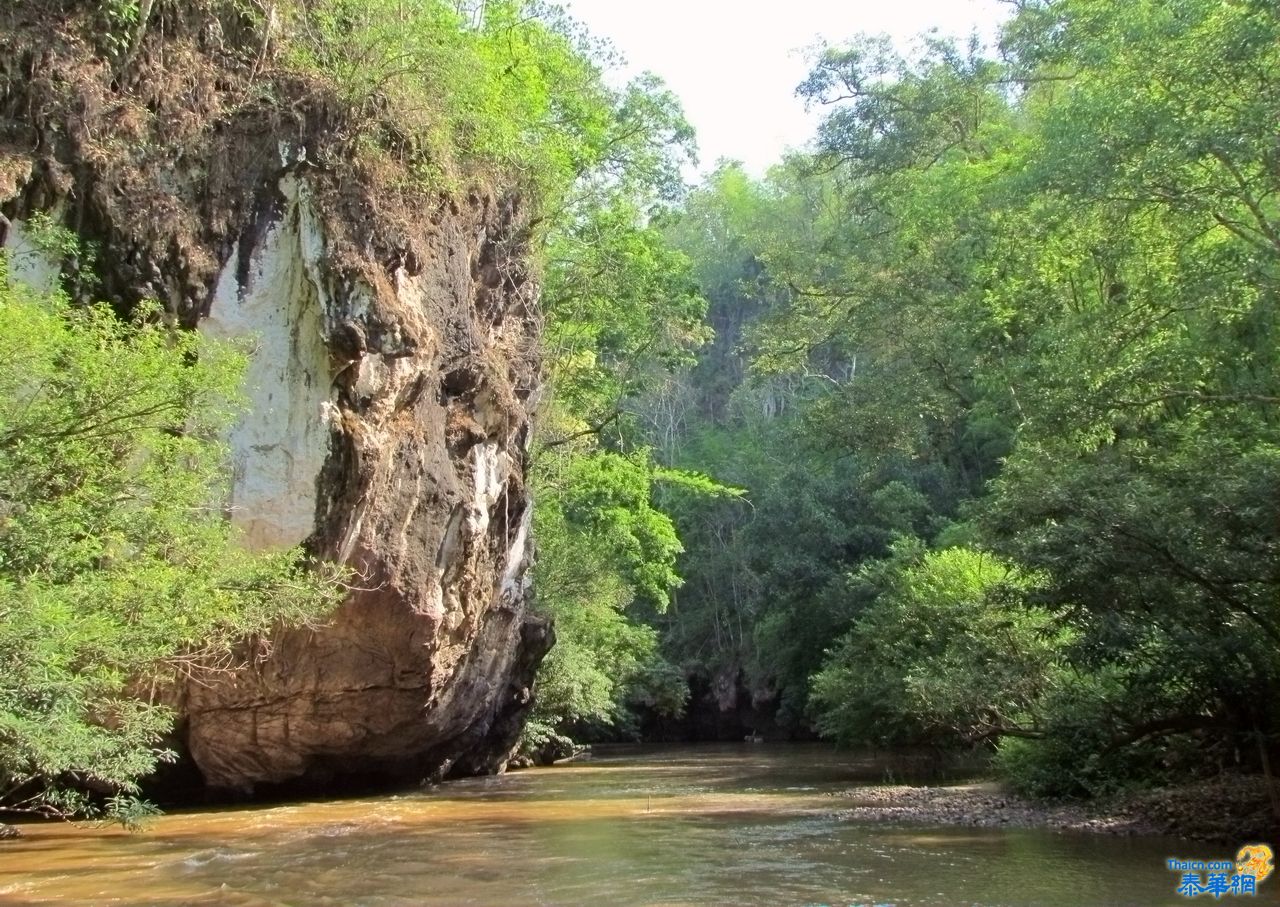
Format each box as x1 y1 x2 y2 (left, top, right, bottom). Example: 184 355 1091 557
561 0 1012 178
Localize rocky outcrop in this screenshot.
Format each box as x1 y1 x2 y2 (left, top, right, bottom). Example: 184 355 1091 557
641 669 794 743
181 168 551 792
0 3 551 793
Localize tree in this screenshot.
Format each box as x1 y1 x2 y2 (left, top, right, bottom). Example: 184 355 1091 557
0 265 345 823
719 0 1280 792
810 545 1065 749
520 63 719 751
522 445 673 755
643 160 980 736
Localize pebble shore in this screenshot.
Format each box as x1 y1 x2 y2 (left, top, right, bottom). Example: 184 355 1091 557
832 775 1279 843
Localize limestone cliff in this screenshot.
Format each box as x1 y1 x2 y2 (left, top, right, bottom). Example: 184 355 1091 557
0 3 550 792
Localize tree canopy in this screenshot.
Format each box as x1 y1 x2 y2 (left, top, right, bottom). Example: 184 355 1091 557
605 0 1280 798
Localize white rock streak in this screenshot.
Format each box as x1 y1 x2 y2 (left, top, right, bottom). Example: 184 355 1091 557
2 216 62 294
201 173 334 550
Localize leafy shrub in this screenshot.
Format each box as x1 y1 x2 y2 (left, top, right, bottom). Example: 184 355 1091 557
810 544 1067 749
0 262 345 821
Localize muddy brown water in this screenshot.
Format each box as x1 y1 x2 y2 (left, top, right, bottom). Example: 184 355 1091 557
0 745 1226 906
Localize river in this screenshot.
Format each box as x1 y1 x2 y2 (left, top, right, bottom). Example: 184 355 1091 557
0 745 1206 906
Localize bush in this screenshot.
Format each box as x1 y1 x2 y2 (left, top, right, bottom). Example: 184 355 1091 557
0 264 345 822
810 544 1067 749
996 661 1229 800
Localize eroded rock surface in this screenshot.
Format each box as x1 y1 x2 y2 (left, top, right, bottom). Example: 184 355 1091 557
0 5 551 794
184 170 549 792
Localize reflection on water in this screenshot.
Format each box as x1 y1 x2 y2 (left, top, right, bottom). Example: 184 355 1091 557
0 745 1198 906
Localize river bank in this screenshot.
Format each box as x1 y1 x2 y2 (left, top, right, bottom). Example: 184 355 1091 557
834 774 1279 843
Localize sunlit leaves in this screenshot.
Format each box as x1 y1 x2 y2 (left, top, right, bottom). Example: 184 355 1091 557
275 0 694 217
542 199 709 427
810 545 1065 748
699 0 1280 787
0 272 345 821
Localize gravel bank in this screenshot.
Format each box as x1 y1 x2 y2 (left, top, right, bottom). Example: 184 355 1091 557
833 775 1280 843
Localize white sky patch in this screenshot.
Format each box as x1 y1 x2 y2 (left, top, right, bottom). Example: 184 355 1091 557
563 0 1012 179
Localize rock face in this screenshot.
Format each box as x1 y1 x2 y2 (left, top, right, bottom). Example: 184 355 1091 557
0 6 551 793
183 167 550 793
641 669 792 743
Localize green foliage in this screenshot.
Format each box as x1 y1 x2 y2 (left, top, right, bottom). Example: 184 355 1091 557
96 0 140 58
798 33 1005 179
995 663 1206 800
599 0 1278 788
15 213 100 299
516 48 709 748
523 438 684 751
274 0 693 210
810 545 1065 748
550 447 685 613
279 0 590 196
543 199 710 428
0 265 345 822
21 212 81 261
634 161 979 734
525 191 715 747
705 0 1280 791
